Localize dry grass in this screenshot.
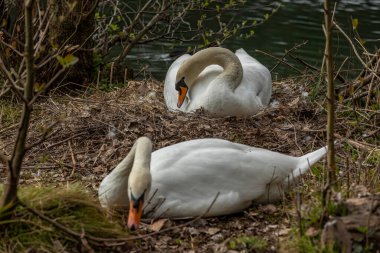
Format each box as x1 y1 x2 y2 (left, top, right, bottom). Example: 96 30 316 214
0 184 128 252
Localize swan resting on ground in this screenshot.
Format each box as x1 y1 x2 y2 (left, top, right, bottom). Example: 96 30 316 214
164 47 272 116
98 137 328 230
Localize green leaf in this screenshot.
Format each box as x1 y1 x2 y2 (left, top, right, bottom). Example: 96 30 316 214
110 23 119 31
67 1 77 12
56 54 79 68
119 31 126 39
338 94 344 103
264 13 270 20
33 82 45 92
202 0 209 7
352 18 358 30
197 19 202 28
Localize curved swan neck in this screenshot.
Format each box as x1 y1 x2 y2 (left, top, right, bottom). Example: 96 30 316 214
131 137 152 171
128 137 152 195
178 47 243 90
110 137 152 178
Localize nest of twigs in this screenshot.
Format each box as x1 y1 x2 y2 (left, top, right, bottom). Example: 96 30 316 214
2 76 331 184
0 72 379 252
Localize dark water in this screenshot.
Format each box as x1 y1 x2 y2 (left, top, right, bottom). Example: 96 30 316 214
126 1 380 81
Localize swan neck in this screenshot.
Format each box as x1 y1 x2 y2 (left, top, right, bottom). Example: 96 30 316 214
132 137 152 172
128 137 152 198
185 48 243 90
110 137 152 178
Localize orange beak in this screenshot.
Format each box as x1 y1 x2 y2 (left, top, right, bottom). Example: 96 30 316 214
128 199 144 231
177 86 188 108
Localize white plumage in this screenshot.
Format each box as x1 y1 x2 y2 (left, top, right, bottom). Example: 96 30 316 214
164 48 272 116
98 137 327 229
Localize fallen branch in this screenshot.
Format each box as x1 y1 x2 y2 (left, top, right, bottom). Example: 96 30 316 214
42 132 88 150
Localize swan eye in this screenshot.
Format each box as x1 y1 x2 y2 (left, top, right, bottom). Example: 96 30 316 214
130 192 145 209
175 77 187 94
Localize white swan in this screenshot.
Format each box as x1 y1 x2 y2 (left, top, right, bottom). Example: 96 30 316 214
98 137 327 230
164 47 272 116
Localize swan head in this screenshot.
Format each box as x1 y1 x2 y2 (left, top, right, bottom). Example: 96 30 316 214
127 166 152 230
175 76 189 108
175 57 201 108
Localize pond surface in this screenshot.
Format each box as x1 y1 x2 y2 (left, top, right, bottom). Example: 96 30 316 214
126 0 380 81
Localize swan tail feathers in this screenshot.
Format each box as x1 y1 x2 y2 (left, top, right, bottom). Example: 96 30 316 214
291 145 328 180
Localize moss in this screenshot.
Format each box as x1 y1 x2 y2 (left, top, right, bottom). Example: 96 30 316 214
228 235 268 251
0 184 127 252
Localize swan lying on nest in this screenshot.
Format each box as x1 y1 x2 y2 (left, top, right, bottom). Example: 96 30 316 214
164 47 272 116
98 137 327 230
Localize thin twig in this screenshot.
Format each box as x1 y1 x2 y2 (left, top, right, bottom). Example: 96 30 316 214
365 58 379 109
19 192 220 246
255 49 303 74
109 192 221 243
271 41 308 71
68 140 77 177
25 122 60 151
18 200 103 247
333 21 380 80
42 132 88 150
0 39 23 57
29 68 67 105
0 123 19 135
288 53 346 84
0 164 73 170
0 57 27 103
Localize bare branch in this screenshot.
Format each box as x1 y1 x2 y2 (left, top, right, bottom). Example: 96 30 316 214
0 39 24 57
0 83 11 97
0 57 17 86
333 21 380 80
255 49 303 74
25 122 60 152
29 68 66 105
114 1 172 62
323 0 337 209
0 57 27 103
0 0 36 211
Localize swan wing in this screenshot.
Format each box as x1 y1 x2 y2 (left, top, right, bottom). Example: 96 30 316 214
235 48 272 106
164 54 191 110
197 49 272 116
145 139 305 218
185 65 223 112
